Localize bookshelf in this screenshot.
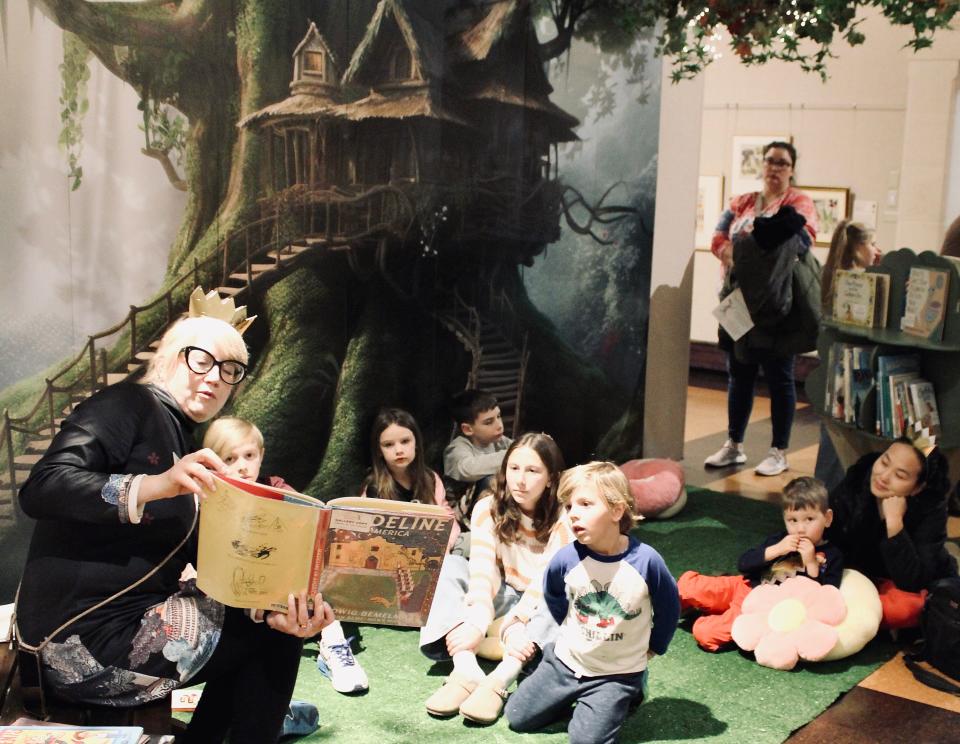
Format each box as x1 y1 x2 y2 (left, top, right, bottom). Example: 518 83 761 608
806 249 960 461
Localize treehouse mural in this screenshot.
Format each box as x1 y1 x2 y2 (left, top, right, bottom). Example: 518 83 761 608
0 0 658 518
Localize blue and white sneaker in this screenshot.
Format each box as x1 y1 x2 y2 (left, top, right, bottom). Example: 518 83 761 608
281 700 319 738
317 638 369 693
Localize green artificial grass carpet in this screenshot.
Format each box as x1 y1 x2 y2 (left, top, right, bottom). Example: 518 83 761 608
199 488 899 742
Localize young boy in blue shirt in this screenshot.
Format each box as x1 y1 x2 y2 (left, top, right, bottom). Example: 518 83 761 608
505 462 679 744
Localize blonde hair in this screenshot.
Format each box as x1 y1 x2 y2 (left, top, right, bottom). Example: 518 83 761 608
143 316 248 386
203 417 264 458
822 220 875 312
558 461 638 534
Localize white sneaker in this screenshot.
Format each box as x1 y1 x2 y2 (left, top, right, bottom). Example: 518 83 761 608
755 448 788 476
704 439 747 468
317 638 369 693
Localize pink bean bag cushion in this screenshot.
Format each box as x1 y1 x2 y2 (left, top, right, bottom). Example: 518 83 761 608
618 459 687 519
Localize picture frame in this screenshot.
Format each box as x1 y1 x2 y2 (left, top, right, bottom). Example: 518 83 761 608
730 134 790 196
694 175 724 250
797 186 851 247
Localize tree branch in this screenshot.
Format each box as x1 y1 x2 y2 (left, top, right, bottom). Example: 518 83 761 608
36 0 210 53
537 0 599 61
141 147 188 191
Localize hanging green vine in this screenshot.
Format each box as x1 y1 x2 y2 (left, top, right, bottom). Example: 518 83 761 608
58 31 91 191
139 98 187 164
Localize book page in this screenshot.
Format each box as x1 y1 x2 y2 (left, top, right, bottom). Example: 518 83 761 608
196 474 326 610
712 288 754 341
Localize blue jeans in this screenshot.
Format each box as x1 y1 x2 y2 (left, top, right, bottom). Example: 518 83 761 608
726 351 796 450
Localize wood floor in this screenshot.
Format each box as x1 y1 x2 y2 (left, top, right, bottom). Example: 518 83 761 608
681 370 960 742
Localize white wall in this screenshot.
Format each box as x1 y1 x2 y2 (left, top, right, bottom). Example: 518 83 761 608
690 9 960 343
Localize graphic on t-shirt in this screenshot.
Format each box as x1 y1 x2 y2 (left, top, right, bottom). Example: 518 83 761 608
573 580 643 629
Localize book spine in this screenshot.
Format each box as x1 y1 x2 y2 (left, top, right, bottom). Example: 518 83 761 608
307 508 332 594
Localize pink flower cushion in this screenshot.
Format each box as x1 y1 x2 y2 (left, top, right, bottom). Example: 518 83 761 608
618 459 686 519
731 576 847 670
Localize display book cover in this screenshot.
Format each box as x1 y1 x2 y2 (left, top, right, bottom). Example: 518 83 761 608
876 353 921 438
0 726 143 743
900 265 950 340
196 473 453 627
832 269 889 328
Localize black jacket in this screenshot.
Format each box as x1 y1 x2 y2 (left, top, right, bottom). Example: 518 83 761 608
826 453 956 592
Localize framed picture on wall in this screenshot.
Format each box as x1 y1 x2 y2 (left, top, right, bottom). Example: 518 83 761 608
695 175 724 249
797 186 851 247
730 135 790 196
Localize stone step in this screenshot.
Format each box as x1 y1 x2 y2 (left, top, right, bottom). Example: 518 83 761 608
127 362 145 374
216 285 243 297
135 350 155 362
106 373 128 386
14 453 41 471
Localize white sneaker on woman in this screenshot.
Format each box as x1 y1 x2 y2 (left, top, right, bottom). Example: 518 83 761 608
704 439 747 468
755 448 788 476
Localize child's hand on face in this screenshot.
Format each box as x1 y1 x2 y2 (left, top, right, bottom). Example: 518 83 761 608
446 622 485 656
773 534 801 557
797 537 816 564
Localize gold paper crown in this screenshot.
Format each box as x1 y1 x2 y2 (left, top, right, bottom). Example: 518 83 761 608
187 287 256 335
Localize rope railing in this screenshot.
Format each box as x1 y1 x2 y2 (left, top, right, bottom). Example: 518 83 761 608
0 184 416 516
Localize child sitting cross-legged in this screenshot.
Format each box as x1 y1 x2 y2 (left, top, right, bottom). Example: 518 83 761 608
678 475 843 652
505 462 680 744
420 432 573 724
203 417 369 695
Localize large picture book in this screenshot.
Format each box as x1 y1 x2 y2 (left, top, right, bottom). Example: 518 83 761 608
832 270 890 328
196 474 453 627
900 266 950 340
0 727 143 744
909 380 941 437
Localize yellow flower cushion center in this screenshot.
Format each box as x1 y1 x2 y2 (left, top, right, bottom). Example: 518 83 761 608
768 598 807 633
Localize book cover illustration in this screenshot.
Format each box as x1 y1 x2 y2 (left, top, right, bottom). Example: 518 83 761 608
876 354 921 437
832 270 886 327
0 727 142 744
901 266 949 340
196 475 451 627
909 380 941 437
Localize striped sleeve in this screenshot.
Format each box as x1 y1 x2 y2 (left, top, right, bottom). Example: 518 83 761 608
506 514 575 626
463 496 501 631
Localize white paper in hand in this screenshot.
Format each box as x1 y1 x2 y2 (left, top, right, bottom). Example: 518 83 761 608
713 288 754 341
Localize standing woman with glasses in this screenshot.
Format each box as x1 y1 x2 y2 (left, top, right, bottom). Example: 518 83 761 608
16 290 331 744
705 141 819 476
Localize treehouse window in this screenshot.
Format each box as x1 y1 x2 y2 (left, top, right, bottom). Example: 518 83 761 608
387 43 414 81
303 51 326 79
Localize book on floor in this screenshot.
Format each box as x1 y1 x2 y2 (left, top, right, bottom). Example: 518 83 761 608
196 473 452 627
0 726 143 743
900 266 950 341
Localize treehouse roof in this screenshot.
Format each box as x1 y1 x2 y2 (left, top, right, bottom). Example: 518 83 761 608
342 0 444 86
293 21 339 70
333 87 470 127
464 80 578 141
452 0 518 62
238 94 339 129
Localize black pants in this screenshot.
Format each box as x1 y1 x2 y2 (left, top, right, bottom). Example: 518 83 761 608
180 607 304 744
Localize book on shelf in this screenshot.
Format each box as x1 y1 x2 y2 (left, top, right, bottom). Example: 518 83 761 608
0 726 143 743
832 270 890 328
900 266 950 341
196 473 453 627
824 342 876 432
908 380 941 437
889 372 920 438
849 346 875 429
876 353 921 438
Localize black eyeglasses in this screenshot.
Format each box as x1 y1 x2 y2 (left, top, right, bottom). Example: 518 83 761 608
763 157 793 169
180 346 248 385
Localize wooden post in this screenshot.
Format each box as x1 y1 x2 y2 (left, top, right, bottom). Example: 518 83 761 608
245 229 252 285
3 410 17 514
221 232 230 286
88 338 97 397
129 307 138 364
46 380 55 439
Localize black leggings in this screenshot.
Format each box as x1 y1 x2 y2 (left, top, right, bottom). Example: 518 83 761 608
180 607 304 744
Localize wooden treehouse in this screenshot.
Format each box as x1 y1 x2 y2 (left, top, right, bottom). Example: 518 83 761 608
240 0 578 262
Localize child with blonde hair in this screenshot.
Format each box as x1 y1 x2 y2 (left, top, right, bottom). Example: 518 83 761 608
420 432 573 724
506 462 679 744
203 417 369 695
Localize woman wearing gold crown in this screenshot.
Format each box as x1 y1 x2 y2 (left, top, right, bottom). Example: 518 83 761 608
826 438 955 631
15 289 329 743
